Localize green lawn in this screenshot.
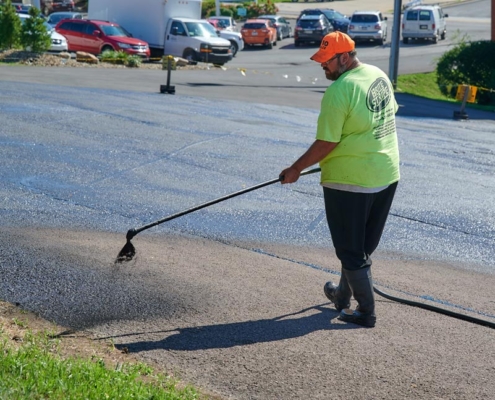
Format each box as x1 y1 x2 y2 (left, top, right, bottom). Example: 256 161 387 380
0 329 205 400
397 71 495 112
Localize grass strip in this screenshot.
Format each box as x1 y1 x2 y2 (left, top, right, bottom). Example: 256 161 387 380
0 330 201 400
396 71 494 112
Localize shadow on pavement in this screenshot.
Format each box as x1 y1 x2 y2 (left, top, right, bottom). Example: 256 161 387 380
107 303 357 353
395 92 495 120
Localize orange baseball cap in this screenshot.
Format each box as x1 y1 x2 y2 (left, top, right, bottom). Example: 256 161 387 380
310 31 355 63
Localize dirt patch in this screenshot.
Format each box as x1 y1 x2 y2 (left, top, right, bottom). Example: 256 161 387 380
0 299 135 367
0 299 220 398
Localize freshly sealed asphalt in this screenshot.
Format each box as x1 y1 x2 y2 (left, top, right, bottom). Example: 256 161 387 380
1 64 494 399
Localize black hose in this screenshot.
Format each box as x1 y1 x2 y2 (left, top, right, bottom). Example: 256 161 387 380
374 286 495 329
116 168 322 263
115 169 495 330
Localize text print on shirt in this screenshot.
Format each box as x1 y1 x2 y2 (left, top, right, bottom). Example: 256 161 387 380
367 77 395 140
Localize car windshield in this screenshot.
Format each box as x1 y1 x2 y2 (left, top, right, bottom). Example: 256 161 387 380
406 10 418 20
419 11 432 20
185 21 218 38
351 14 379 23
43 21 54 32
48 14 71 24
322 10 345 20
99 24 129 37
302 10 321 16
298 19 321 29
210 17 231 26
243 22 266 29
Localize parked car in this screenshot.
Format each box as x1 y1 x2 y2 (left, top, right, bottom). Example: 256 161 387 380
208 16 237 32
207 18 227 30
12 2 32 14
17 13 68 52
47 11 84 28
47 0 74 14
55 19 150 58
297 8 350 33
240 19 277 49
320 9 350 33
294 14 333 47
208 19 244 56
402 5 448 44
348 10 388 45
257 15 292 40
35 0 75 15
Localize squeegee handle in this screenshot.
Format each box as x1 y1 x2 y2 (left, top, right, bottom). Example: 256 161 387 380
131 167 321 237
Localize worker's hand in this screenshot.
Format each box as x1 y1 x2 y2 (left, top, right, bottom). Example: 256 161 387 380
279 166 301 184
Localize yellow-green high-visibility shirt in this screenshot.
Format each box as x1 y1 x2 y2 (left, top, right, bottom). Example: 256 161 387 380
316 64 400 188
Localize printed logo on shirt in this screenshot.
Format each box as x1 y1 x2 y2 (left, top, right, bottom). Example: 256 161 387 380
366 78 392 113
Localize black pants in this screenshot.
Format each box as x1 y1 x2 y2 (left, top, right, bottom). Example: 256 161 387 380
323 182 398 271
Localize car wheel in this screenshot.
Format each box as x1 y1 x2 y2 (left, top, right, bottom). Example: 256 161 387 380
229 41 239 57
101 45 113 54
183 49 196 63
403 37 409 44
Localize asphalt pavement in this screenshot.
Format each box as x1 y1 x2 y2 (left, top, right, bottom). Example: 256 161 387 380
1 1 495 396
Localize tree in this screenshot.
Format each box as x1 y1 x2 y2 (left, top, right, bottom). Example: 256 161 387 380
20 6 51 52
0 0 22 49
436 39 495 105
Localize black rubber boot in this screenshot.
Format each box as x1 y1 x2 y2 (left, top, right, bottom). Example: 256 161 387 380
323 272 351 311
338 267 376 328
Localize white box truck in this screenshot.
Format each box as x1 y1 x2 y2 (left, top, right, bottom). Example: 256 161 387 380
88 0 233 65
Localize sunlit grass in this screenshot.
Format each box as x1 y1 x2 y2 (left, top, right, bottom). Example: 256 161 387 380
0 330 203 400
397 71 495 112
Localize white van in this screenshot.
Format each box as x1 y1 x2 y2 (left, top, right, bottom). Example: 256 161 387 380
402 5 448 44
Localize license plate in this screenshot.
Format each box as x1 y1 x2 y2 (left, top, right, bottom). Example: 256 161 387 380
360 26 368 30
252 31 258 36
304 30 313 34
420 25 428 29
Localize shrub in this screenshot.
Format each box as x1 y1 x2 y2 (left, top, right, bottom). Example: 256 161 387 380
0 0 22 49
208 7 234 18
126 55 142 68
202 0 278 20
100 49 142 68
245 0 278 18
20 6 51 52
436 39 495 105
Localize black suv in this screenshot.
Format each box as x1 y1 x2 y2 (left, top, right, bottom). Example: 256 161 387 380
297 8 350 33
294 14 333 47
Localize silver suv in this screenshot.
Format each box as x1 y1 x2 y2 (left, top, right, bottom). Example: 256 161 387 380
348 11 388 45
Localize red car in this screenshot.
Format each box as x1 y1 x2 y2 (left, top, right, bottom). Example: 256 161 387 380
55 19 150 58
207 18 228 30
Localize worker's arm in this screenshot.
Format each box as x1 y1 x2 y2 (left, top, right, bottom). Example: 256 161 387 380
280 140 338 184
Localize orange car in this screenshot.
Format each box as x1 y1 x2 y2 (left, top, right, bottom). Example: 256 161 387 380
241 19 277 48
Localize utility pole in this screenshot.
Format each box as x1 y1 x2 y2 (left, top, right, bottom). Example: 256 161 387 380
492 0 495 41
388 0 403 89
